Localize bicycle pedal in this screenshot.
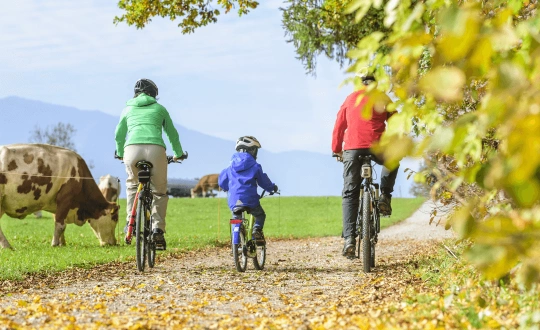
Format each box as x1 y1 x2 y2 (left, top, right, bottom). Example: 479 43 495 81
155 243 166 251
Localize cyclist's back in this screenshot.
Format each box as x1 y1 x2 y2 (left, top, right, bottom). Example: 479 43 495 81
115 78 184 250
218 136 277 241
331 73 398 258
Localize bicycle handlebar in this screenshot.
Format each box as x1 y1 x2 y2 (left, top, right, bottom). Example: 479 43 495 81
114 151 188 164
260 190 280 199
332 153 343 162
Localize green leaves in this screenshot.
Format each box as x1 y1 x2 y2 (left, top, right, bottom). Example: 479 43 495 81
114 0 259 33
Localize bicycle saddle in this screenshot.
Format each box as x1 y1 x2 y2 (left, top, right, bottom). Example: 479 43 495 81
136 160 153 168
233 206 251 213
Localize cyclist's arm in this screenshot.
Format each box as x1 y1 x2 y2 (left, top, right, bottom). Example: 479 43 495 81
255 164 275 192
331 102 347 154
161 107 184 157
218 169 229 192
115 110 128 158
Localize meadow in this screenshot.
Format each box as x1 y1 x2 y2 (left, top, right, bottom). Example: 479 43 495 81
0 196 424 280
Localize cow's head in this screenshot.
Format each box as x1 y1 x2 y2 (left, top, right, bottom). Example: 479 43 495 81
99 175 120 202
87 203 119 246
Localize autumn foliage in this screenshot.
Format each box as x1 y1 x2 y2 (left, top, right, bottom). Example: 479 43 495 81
346 0 540 286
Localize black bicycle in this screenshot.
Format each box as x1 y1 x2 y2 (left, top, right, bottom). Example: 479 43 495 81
116 152 187 272
334 153 381 273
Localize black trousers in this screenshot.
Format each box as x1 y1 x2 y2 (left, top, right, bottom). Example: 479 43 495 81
341 149 399 239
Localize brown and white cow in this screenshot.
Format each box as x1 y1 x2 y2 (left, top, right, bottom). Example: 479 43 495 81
98 174 120 202
0 144 119 249
190 174 220 198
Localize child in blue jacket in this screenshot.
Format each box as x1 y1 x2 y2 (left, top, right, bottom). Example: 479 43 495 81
218 136 278 241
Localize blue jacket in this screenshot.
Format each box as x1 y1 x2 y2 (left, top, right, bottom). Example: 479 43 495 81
218 152 275 210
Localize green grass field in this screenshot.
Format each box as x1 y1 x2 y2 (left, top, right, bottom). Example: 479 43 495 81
0 197 424 280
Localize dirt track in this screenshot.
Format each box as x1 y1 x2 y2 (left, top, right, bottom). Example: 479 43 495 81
0 202 453 329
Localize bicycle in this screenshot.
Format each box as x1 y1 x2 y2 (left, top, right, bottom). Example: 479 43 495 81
115 152 188 272
333 153 381 273
229 190 276 272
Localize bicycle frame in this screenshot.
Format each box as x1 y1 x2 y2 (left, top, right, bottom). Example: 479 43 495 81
125 181 147 244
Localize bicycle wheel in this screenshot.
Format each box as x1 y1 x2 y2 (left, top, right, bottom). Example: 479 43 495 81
233 226 248 272
135 195 147 272
253 244 266 270
356 205 362 259
146 207 156 268
370 203 378 268
362 190 372 273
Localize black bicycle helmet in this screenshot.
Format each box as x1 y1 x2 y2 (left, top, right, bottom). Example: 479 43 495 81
134 78 158 98
236 136 262 159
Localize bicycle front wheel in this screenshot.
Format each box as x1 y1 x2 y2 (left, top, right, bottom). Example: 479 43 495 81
362 190 372 273
135 195 147 272
233 226 247 272
370 202 378 268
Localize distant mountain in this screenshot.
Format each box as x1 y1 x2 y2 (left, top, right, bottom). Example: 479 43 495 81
0 96 419 197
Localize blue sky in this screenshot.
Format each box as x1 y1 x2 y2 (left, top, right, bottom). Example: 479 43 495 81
0 0 352 153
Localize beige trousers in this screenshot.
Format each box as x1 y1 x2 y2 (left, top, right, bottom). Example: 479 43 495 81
124 144 168 232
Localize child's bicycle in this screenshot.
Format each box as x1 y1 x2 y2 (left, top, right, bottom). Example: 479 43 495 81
229 190 276 272
116 152 187 272
333 153 382 273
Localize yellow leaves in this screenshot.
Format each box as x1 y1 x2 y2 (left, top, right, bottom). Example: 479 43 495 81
437 4 481 62
373 135 414 170
419 67 466 102
469 37 493 74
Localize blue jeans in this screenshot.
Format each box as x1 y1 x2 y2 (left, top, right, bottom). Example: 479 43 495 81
232 204 266 230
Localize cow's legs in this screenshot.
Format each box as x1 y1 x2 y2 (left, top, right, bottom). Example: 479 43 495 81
0 213 13 249
52 221 67 246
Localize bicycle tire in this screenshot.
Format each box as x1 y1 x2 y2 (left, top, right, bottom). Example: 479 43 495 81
356 205 361 259
146 207 156 268
233 226 248 272
253 244 266 270
135 195 146 272
362 190 372 273
370 201 378 268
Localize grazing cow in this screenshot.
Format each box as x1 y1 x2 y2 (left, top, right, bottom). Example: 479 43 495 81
98 174 120 202
190 174 220 198
0 144 119 249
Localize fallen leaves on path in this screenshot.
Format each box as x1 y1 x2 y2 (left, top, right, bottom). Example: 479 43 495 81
1 237 444 329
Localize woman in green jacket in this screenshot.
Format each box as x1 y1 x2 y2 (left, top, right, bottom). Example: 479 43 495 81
115 78 185 250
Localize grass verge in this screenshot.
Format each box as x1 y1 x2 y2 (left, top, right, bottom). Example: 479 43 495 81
379 241 540 329
0 196 424 280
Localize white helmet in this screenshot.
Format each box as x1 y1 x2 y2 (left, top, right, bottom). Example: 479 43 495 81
236 136 261 159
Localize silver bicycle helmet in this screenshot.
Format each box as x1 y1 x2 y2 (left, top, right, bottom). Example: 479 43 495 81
134 78 158 98
236 136 262 159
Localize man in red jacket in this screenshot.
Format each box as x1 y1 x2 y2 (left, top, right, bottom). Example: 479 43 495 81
332 73 399 257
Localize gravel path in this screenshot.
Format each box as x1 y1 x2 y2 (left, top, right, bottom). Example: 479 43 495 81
0 202 454 329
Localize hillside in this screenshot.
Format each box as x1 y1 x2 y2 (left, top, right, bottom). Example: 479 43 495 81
0 96 418 197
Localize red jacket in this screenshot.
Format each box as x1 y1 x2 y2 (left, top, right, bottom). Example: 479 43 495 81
332 90 393 153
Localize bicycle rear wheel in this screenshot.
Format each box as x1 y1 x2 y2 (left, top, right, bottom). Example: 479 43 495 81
253 244 266 270
146 207 156 268
362 191 372 273
233 226 247 272
135 195 147 272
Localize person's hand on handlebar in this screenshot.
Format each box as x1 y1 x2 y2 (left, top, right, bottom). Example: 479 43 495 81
273 184 279 193
173 151 189 162
332 152 343 162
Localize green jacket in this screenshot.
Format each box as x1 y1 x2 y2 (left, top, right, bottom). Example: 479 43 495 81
115 93 183 158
